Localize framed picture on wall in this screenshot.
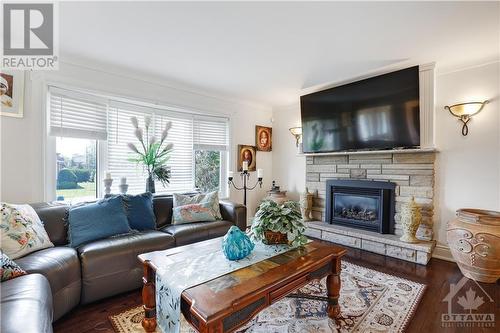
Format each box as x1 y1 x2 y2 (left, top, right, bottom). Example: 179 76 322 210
255 125 272 151
237 145 256 171
0 70 24 118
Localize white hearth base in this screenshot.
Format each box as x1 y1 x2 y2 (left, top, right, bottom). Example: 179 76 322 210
305 221 435 265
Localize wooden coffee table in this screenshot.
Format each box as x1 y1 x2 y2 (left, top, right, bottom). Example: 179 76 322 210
138 238 346 333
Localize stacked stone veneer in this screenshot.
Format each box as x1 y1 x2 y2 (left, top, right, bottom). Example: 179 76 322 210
305 151 436 240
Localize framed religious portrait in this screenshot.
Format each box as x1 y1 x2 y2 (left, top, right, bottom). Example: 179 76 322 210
255 125 272 151
237 145 256 172
0 70 24 118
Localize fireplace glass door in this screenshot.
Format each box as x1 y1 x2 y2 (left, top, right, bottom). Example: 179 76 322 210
326 180 395 234
333 193 381 228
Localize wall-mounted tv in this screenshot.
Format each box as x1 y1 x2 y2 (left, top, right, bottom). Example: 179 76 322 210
300 66 420 153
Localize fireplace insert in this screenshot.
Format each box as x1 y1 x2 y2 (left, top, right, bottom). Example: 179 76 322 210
325 179 395 234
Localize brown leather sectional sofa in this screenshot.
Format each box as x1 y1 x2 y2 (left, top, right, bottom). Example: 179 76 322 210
0 195 246 333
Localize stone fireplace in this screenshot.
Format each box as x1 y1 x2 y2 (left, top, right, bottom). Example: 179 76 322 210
304 151 437 265
326 179 395 234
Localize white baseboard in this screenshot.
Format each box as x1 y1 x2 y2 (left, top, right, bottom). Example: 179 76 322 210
432 244 455 262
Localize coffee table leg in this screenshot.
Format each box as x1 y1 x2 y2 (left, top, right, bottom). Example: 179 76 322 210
142 260 157 332
326 259 341 319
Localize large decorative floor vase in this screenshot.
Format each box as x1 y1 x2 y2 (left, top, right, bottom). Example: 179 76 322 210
447 209 500 283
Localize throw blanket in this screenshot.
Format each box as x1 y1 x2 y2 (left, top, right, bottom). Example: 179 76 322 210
155 239 295 333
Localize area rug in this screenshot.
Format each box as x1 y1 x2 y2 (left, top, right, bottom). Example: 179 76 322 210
110 262 425 333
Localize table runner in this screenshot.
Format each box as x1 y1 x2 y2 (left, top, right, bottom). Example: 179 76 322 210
155 238 295 333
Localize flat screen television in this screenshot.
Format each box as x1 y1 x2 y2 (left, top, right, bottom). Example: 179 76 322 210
300 66 420 153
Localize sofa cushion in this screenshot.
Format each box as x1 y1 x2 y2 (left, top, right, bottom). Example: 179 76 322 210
162 220 233 246
1 273 53 333
1 252 27 282
152 195 173 228
173 202 216 224
15 247 81 321
30 202 69 246
1 203 54 259
77 230 175 304
68 196 131 248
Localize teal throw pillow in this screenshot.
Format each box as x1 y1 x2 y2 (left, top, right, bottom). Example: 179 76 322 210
106 193 156 230
68 196 131 248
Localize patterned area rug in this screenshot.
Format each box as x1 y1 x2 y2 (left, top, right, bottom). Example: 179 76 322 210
110 262 425 333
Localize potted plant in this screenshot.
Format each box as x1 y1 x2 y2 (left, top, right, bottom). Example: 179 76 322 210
127 116 173 193
251 200 307 246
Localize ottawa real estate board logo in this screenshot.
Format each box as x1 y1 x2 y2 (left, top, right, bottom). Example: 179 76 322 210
441 276 495 329
2 2 58 70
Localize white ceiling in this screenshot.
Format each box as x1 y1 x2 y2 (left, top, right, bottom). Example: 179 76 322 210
60 1 500 107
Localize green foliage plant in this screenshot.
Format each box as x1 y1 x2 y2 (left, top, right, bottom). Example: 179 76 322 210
127 116 173 188
251 200 307 247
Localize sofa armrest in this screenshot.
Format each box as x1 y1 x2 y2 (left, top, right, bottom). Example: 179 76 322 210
219 200 247 231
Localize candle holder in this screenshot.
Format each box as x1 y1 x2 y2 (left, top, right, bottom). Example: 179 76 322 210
103 178 113 195
228 170 263 206
119 184 129 194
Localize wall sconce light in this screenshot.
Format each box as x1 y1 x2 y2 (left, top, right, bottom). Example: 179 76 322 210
444 101 488 136
289 127 302 147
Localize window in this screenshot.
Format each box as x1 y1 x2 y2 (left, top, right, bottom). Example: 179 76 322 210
193 116 228 194
49 87 107 202
107 101 196 194
195 150 221 192
56 137 97 202
47 86 229 201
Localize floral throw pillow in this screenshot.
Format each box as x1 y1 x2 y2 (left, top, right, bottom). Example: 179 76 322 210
172 202 216 224
0 203 54 259
1 251 27 282
173 191 222 223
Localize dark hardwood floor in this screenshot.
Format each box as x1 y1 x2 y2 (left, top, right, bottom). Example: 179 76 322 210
53 245 499 333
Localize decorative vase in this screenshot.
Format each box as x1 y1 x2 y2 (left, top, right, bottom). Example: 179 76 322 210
300 187 313 222
447 209 500 283
146 175 155 193
400 197 422 243
222 226 255 261
263 230 288 245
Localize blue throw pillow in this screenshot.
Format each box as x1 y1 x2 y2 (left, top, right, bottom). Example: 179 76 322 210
68 196 131 248
105 193 156 230
122 193 156 230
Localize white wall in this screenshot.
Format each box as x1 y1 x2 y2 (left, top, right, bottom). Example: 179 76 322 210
0 74 45 204
0 61 273 221
272 61 500 260
271 104 305 201
434 61 500 251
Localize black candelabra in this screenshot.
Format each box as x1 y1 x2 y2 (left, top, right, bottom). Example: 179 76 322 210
228 170 263 206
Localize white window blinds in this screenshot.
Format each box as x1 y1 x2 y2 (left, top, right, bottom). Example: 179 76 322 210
48 87 108 140
193 116 229 151
153 111 194 193
107 101 202 194
107 102 154 194
48 85 229 195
